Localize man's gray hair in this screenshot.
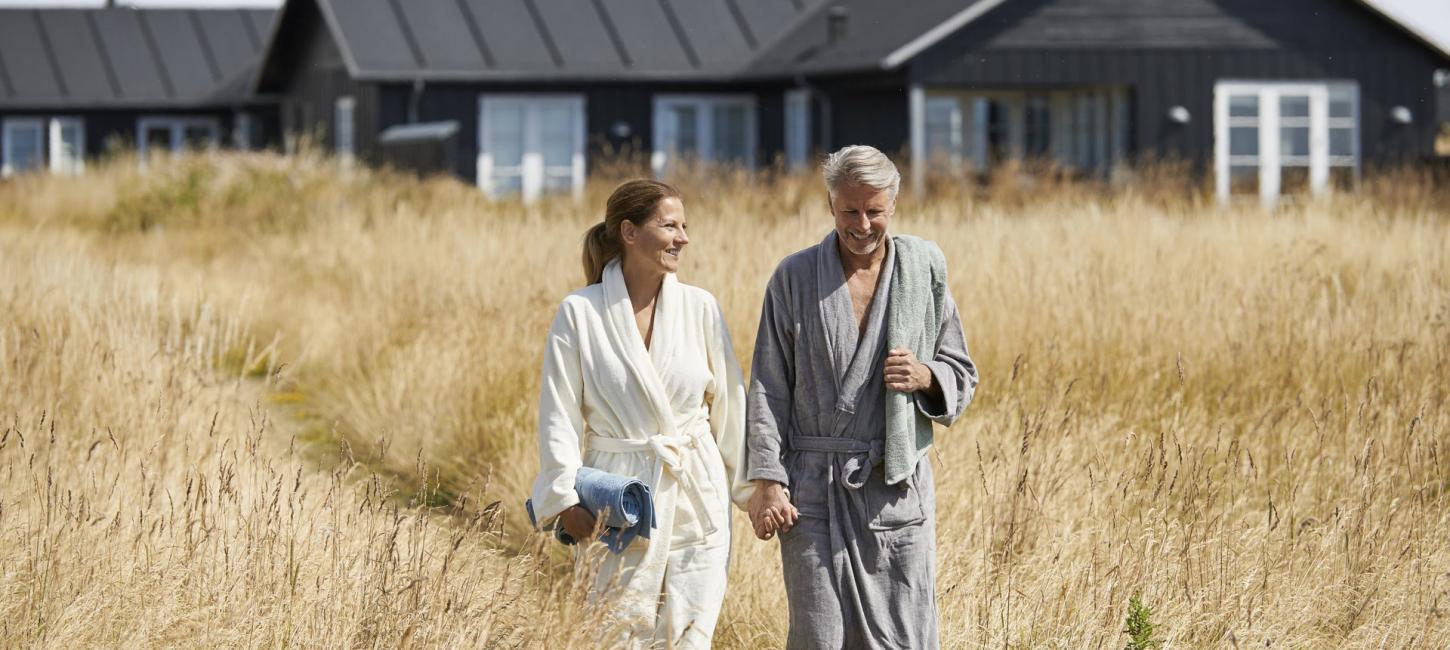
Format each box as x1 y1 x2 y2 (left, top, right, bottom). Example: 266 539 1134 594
821 145 901 199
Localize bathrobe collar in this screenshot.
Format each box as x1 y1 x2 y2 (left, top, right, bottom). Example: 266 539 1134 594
815 231 895 411
601 257 681 438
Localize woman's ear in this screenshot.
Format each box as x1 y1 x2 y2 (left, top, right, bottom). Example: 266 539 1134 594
619 219 636 245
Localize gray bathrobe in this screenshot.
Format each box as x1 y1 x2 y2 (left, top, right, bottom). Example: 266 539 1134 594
747 231 977 650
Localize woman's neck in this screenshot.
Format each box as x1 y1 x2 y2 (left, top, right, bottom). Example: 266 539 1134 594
620 257 665 312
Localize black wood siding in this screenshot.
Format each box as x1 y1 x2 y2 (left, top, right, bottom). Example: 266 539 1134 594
902 0 1447 165
260 0 376 160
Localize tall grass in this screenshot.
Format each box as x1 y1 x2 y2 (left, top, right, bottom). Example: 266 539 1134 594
1 151 1447 647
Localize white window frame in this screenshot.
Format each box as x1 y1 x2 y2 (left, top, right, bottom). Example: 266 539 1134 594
2 118 45 177
785 88 812 171
651 93 757 176
476 94 586 202
49 117 85 175
136 116 222 158
334 96 356 160
232 112 253 150
1214 81 1359 206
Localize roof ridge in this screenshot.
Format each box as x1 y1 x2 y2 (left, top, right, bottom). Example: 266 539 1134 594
590 0 633 68
655 0 700 69
384 0 427 68
737 0 830 75
136 11 177 98
33 9 71 99
453 0 496 69
187 9 224 82
520 0 564 68
86 11 124 98
723 0 757 49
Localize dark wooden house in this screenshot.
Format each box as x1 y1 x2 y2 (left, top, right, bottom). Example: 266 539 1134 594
0 6 278 177
58 0 1441 207
251 0 821 202
750 0 1450 204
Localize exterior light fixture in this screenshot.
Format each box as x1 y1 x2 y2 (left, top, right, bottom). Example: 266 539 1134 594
611 121 633 138
1390 106 1413 124
1167 106 1191 124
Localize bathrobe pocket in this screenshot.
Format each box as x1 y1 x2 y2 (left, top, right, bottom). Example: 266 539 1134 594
864 468 926 531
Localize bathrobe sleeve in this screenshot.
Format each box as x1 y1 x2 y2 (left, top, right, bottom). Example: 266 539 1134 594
912 291 979 427
530 299 587 525
745 267 795 486
704 295 754 509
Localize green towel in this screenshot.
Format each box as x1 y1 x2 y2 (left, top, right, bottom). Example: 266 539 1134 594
883 235 947 485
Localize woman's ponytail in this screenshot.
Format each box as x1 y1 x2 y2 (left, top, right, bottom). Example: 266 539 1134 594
580 180 682 286
581 220 619 286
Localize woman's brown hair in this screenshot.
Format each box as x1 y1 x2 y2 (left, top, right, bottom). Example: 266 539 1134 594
581 179 681 285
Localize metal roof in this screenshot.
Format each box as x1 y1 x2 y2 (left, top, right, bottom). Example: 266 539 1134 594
748 0 1450 78
260 0 821 83
0 7 276 110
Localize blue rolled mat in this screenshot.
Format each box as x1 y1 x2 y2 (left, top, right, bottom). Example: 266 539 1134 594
526 466 655 554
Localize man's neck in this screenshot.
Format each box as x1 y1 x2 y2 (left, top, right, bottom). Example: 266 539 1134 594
836 236 888 276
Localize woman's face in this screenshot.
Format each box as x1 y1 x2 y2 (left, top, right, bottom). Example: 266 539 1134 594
621 197 689 275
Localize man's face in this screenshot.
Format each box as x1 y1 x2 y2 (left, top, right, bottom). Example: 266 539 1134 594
830 182 894 259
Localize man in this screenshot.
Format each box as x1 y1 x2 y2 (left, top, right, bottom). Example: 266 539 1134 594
745 145 978 649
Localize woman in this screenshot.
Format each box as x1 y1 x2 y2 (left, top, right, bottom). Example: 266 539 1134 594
529 180 752 648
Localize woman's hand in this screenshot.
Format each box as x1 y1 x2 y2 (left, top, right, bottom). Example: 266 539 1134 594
747 480 798 540
559 504 598 541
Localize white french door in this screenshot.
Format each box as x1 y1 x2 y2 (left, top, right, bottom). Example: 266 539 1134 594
477 95 585 202
1214 81 1359 206
651 94 756 176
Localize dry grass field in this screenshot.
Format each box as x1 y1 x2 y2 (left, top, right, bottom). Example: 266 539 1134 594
1 151 1448 648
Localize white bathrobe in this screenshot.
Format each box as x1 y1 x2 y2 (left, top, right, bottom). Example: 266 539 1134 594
530 258 752 648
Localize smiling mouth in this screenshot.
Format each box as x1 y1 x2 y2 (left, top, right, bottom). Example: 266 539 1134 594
665 248 681 259
848 231 875 242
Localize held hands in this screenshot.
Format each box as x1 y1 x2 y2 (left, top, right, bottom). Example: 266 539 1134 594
559 504 599 541
884 348 933 393
747 480 799 541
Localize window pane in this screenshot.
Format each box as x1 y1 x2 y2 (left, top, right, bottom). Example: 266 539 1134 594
487 104 524 167
5 124 43 173
1329 167 1356 191
1229 126 1258 156
1025 96 1051 158
184 125 213 150
144 126 171 153
1279 95 1309 118
1329 127 1354 157
712 104 748 164
491 174 523 196
1229 95 1258 118
539 103 574 168
1329 91 1354 119
672 105 698 155
542 172 573 193
1280 126 1309 157
334 97 355 156
924 97 960 161
1229 164 1259 194
1281 166 1310 194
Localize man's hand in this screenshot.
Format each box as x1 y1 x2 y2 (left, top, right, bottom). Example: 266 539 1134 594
559 504 598 541
884 348 935 394
747 480 798 540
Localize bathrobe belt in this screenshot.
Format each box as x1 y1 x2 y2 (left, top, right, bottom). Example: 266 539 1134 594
587 422 719 538
791 436 884 490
